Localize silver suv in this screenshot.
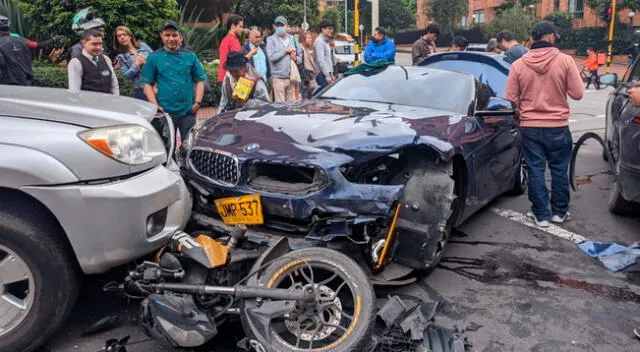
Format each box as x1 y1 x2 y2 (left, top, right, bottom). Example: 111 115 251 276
0 86 191 352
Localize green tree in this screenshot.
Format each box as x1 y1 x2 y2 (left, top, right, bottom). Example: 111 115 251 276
16 0 180 46
497 0 538 14
427 0 468 34
380 0 415 32
322 6 344 33
0 0 28 36
231 0 320 30
479 5 536 42
586 0 640 15
402 0 417 15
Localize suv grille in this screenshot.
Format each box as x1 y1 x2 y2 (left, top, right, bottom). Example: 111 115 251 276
189 149 240 186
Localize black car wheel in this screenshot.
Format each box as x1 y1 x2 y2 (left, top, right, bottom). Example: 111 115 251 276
0 200 79 352
608 178 636 215
508 158 528 196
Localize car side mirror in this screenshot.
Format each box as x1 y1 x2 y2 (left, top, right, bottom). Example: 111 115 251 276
599 73 618 87
475 97 516 117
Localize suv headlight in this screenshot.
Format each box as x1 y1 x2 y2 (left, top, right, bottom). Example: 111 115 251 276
79 125 166 165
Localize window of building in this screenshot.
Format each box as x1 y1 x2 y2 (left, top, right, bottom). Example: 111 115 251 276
554 0 560 11
473 10 485 24
461 15 469 28
569 0 584 19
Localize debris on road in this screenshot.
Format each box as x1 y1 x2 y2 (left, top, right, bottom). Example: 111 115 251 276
578 241 640 272
372 296 471 352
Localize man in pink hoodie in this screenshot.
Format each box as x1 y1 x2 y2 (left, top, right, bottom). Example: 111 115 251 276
506 21 584 227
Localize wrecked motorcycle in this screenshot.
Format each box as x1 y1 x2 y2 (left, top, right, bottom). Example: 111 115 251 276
107 226 375 351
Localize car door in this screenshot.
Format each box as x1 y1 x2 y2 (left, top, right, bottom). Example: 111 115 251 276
607 61 640 160
472 83 520 203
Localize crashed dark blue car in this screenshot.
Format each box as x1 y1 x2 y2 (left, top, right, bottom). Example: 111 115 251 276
180 53 526 276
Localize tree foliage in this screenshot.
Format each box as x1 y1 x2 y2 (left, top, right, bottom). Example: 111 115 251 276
478 5 537 42
231 0 320 30
0 0 28 36
427 0 468 34
16 0 180 46
380 0 415 32
586 0 640 14
322 6 344 33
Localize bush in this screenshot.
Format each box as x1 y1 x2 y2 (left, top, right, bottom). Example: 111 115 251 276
558 24 638 56
32 64 221 108
16 0 180 50
544 12 573 41
478 6 537 42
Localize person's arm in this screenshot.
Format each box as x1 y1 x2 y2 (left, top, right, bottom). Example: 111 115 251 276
191 56 208 112
67 58 83 93
411 43 423 64
364 42 375 62
383 41 396 61
218 80 230 112
140 55 160 108
267 36 288 64
254 80 270 102
118 54 140 79
295 40 303 65
566 57 585 101
105 57 120 95
314 40 329 77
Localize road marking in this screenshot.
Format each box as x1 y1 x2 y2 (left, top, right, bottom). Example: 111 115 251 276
491 208 588 244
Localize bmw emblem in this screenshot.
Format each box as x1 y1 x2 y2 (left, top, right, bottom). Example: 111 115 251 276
243 143 260 153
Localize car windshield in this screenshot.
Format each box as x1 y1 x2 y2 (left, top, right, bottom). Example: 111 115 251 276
420 53 509 97
318 67 474 115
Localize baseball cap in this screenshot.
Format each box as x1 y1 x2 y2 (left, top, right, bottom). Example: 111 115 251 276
531 20 560 40
274 16 288 26
160 20 180 32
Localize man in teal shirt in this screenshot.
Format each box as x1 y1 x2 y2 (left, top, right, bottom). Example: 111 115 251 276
141 20 208 139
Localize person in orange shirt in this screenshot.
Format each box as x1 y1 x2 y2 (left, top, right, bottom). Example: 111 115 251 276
582 48 601 90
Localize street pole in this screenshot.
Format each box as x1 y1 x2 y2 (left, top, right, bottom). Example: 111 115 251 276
354 0 360 66
344 0 348 34
303 0 307 28
606 0 617 73
372 0 379 31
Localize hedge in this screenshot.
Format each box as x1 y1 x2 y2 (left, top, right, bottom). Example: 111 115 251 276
32 64 221 108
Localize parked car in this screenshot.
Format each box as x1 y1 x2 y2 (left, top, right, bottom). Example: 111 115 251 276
179 52 525 278
465 43 488 52
0 87 191 352
333 32 358 73
595 71 640 214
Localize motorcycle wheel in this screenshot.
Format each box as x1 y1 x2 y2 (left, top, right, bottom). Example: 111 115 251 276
240 247 375 352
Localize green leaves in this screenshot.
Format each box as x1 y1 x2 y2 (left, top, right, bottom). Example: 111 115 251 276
0 0 28 36
427 0 468 34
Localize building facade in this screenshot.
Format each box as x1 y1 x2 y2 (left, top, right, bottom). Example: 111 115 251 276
417 0 638 29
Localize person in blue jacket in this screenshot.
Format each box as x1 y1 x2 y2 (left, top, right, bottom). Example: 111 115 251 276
364 27 395 64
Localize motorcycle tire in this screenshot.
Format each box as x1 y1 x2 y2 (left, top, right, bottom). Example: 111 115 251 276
240 247 375 352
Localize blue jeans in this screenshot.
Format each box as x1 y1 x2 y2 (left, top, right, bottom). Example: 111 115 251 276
133 87 147 101
316 74 329 89
520 126 573 221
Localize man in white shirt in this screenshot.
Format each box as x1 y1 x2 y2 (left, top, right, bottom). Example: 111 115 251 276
67 29 119 95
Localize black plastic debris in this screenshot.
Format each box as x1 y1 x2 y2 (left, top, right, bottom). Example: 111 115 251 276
83 315 120 336
372 296 471 352
105 336 129 352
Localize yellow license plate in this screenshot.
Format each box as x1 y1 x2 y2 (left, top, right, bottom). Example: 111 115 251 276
214 195 264 225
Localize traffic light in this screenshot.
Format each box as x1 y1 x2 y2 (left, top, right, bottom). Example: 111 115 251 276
602 1 613 22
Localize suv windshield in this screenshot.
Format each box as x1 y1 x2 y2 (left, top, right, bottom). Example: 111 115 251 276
319 67 474 115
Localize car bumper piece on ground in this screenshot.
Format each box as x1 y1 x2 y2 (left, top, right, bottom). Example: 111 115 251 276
21 166 191 274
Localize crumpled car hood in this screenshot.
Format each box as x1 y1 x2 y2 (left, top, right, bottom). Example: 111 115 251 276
194 99 461 165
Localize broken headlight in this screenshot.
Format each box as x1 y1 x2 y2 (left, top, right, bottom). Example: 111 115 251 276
340 154 401 185
79 125 166 165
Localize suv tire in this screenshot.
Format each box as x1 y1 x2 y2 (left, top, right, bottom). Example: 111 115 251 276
0 200 79 352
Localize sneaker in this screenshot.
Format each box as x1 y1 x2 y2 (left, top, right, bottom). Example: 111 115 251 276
525 212 550 228
634 327 640 339
551 212 572 224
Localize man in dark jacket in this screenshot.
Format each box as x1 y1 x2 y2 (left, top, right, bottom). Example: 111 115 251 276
412 23 440 64
0 15 33 86
219 51 269 112
243 28 269 83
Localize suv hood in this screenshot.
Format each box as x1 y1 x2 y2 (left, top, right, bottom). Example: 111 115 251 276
0 86 156 128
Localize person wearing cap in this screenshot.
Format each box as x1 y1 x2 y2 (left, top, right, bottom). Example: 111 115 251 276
412 23 440 65
219 51 269 112
141 20 208 139
67 29 119 95
496 30 528 64
218 14 248 83
314 20 335 88
0 15 34 86
364 27 395 64
505 21 584 228
266 16 302 102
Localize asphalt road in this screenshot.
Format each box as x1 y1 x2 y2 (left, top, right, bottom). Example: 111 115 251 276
42 58 640 352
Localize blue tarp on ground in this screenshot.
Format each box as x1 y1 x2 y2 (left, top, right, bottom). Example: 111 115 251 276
578 241 640 272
